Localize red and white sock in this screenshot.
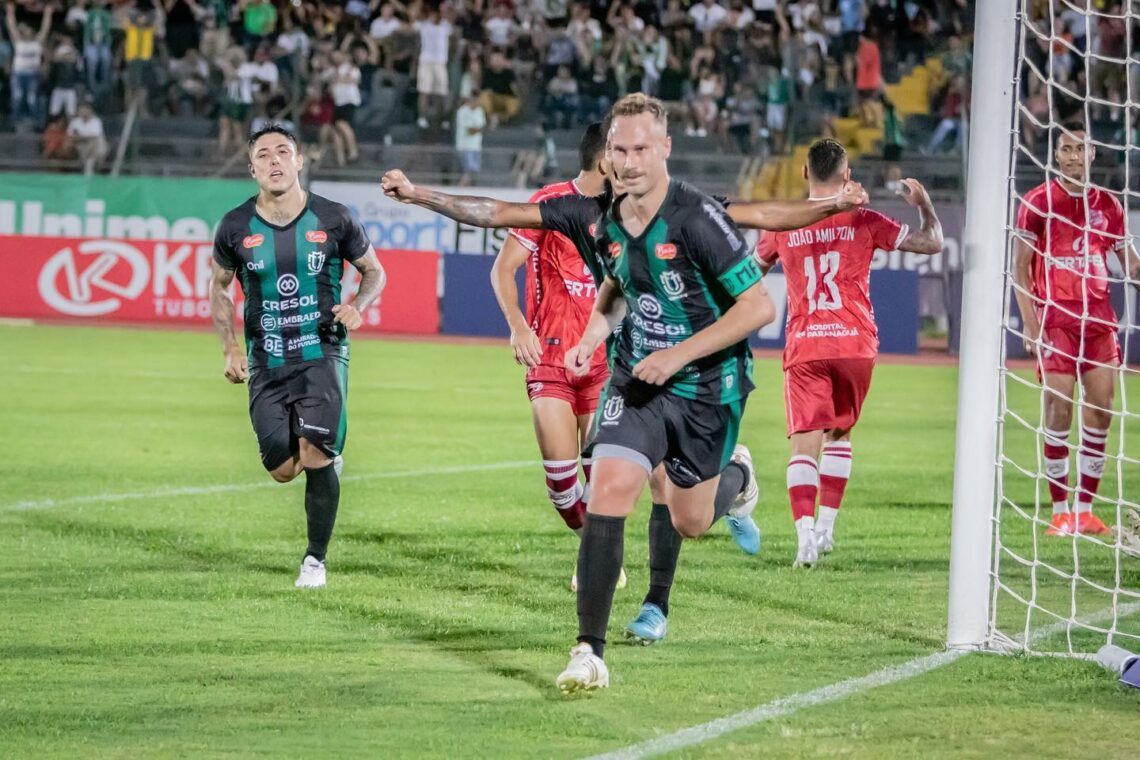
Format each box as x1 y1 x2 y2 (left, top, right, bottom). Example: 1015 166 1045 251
1043 427 1071 515
787 455 819 530
545 459 585 531
817 441 852 536
1075 426 1108 515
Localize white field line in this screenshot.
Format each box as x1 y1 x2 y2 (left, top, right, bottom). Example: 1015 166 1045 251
585 601 1140 760
4 460 537 512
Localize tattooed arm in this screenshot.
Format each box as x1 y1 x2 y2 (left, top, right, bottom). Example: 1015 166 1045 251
208 261 249 384
380 169 545 229
332 248 387 330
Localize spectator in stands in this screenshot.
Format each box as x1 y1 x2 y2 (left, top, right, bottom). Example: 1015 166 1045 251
42 113 69 160
325 50 361 163
454 91 485 186
370 3 401 43
299 83 342 166
48 37 80 120
638 25 668 98
67 99 107 173
124 7 157 113
162 0 201 60
479 48 519 128
415 5 451 129
484 2 517 50
839 0 866 86
568 2 602 57
167 47 209 116
250 94 295 135
766 67 791 154
199 12 230 64
6 1 53 126
81 0 114 97
241 0 277 54
660 0 687 30
725 79 760 154
578 54 617 124
688 63 723 137
217 47 253 154
925 74 968 154
543 19 578 84
689 0 728 40
855 28 883 127
545 65 579 129
276 13 312 82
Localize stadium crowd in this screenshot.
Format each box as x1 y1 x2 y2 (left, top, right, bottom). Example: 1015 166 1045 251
1 0 979 172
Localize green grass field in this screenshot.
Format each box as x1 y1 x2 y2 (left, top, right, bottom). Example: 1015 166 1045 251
1 324 1138 759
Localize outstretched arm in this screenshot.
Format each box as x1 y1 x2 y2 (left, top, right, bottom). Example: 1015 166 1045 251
895 178 944 255
37 2 54 42
208 262 249 384
381 169 545 228
726 181 869 231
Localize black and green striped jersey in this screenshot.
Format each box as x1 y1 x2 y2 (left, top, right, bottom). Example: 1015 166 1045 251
540 179 763 405
213 193 370 371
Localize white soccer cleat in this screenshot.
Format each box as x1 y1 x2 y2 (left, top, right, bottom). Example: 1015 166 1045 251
728 444 759 518
794 518 818 569
570 566 627 592
295 555 326 588
815 530 834 555
556 642 609 694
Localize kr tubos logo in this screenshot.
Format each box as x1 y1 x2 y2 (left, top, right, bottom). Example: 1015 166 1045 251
38 240 150 317
307 249 326 274
602 395 624 424
660 270 685 299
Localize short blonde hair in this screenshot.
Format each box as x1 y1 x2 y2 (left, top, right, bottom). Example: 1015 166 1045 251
608 93 668 130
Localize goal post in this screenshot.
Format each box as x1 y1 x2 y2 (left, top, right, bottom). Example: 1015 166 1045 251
947 0 1020 651
949 0 1140 657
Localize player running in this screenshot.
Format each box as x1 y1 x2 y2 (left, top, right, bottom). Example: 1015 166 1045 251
756 138 943 568
1014 123 1140 537
490 123 629 591
209 125 385 588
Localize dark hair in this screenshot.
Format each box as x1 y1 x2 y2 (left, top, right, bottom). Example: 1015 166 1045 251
807 137 847 181
579 121 607 172
248 124 299 153
1054 119 1089 142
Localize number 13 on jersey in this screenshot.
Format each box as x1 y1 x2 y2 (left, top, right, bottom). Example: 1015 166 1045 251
804 251 843 313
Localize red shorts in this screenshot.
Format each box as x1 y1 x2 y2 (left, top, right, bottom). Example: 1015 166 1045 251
1039 325 1121 378
526 363 610 416
783 358 875 437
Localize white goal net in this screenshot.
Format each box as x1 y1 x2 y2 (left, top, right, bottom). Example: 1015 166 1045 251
990 0 1140 656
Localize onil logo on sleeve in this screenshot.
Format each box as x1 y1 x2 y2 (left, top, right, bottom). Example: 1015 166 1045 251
246 259 265 271
37 240 150 317
277 273 300 296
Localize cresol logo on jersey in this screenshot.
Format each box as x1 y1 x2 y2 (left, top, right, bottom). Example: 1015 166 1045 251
311 181 531 255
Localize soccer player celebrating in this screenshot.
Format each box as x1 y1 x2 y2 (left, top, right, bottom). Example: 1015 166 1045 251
1014 123 1140 536
209 125 385 588
490 123 630 591
756 138 943 568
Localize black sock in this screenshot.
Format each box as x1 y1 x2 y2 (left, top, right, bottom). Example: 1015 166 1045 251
576 512 625 659
711 461 747 525
643 503 682 617
304 462 340 562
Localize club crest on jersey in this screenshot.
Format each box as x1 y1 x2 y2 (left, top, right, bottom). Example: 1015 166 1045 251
609 242 623 259
660 270 685 299
243 234 264 249
601 395 624 424
306 230 328 244
307 249 326 273
655 243 677 260
1089 209 1107 229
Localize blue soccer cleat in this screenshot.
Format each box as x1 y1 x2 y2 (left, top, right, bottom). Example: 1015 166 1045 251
624 603 668 645
725 513 761 556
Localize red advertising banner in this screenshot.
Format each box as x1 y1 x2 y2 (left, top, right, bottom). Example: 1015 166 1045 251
0 236 439 335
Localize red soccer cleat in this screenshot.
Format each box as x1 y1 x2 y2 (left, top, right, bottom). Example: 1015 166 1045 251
1045 513 1075 536
1074 512 1113 536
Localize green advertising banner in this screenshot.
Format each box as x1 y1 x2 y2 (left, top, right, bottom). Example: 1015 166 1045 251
0 173 256 241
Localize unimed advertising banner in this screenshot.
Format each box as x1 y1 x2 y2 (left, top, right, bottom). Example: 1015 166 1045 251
0 236 439 335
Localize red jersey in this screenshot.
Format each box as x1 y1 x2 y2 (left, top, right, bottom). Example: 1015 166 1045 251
757 207 907 368
510 180 607 371
1016 179 1125 325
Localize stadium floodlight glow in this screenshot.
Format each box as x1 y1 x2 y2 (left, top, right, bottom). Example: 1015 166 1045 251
950 0 1140 657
